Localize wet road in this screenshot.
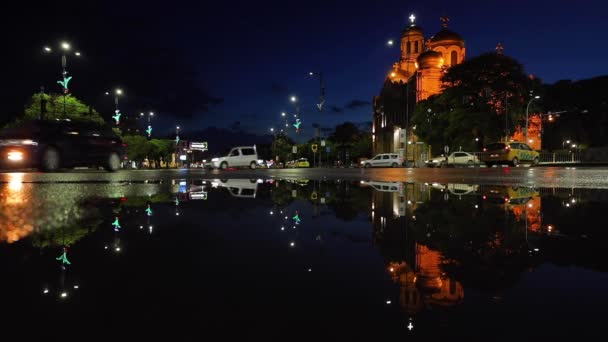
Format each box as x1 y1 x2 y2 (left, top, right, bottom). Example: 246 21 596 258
1 166 608 188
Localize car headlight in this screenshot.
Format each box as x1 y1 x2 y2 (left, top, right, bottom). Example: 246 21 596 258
7 151 23 161
432 159 439 163
211 158 219 162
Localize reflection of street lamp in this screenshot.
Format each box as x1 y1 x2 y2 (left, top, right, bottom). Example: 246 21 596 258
525 95 540 142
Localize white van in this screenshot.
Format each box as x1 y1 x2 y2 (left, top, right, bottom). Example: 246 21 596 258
211 146 259 169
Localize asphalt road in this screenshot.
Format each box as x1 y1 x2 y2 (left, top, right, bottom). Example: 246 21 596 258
1 166 608 188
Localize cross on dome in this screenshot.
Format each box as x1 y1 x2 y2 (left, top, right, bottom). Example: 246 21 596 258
440 16 450 28
409 14 416 24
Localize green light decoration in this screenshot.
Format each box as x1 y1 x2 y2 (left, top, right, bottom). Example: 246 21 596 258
57 76 72 93
146 126 153 137
175 197 180 206
112 217 121 231
112 110 122 125
56 247 71 265
292 211 301 224
293 119 302 133
145 205 153 216
175 136 180 144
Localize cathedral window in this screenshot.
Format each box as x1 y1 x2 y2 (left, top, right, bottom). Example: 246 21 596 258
406 42 411 54
451 51 458 66
414 41 419 53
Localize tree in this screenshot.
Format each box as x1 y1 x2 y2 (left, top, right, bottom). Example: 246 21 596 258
411 53 540 152
23 92 105 124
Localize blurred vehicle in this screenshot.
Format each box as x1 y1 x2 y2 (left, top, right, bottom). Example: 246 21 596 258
212 179 258 198
480 141 539 167
361 153 403 168
426 152 480 167
211 146 259 169
482 185 539 207
0 119 124 172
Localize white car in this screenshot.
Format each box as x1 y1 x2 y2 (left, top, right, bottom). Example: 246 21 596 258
361 153 403 168
211 146 259 170
426 152 480 167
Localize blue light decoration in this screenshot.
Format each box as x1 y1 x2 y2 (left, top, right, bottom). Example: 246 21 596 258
293 119 302 133
112 110 122 125
292 210 301 224
112 216 121 231
57 76 72 94
146 126 153 137
145 205 153 216
56 246 71 265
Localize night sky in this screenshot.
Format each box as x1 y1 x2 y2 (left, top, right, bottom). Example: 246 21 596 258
2 0 606 142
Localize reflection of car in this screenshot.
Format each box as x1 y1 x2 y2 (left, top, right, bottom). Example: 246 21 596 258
213 179 258 198
481 141 539 167
447 183 479 196
362 181 404 194
362 153 403 168
0 119 124 172
483 186 539 206
426 152 480 167
211 146 259 170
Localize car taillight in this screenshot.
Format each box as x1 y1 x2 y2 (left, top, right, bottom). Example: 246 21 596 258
505 146 510 150
122 143 127 147
483 148 487 152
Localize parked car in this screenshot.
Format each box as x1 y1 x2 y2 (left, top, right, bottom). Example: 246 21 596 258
480 141 539 167
295 158 310 168
426 152 480 167
361 153 403 168
211 146 259 169
0 119 124 172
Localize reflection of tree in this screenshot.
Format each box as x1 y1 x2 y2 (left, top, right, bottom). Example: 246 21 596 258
327 182 369 221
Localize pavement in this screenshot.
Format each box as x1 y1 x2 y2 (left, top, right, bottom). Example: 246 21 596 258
1 166 608 188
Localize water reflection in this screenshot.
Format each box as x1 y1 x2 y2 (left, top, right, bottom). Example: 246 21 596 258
1 178 607 337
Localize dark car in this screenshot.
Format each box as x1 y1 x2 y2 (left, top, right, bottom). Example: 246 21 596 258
0 119 125 172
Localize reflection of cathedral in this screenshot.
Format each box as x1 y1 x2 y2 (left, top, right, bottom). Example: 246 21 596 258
370 183 464 316
373 15 465 156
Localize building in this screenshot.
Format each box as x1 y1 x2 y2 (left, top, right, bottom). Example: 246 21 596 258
373 15 465 158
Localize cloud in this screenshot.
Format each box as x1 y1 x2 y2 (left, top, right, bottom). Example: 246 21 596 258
345 99 371 110
330 106 344 113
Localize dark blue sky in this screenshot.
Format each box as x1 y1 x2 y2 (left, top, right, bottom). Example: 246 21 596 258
3 0 606 142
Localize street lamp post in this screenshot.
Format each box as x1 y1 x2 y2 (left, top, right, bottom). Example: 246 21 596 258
140 112 155 138
525 95 540 143
309 72 325 112
44 42 81 119
291 96 301 133
108 89 123 125
175 126 181 167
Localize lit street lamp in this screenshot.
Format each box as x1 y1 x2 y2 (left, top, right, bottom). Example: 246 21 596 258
525 95 541 142
107 88 123 125
140 112 155 138
43 41 81 119
309 71 325 112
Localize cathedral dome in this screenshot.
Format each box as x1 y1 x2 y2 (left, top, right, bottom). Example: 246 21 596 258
416 50 444 69
429 29 464 48
402 24 423 37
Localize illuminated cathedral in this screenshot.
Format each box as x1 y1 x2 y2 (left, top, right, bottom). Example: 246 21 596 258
372 15 465 157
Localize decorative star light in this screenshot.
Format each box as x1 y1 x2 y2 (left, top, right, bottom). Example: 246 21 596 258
292 211 301 224
112 217 121 231
57 76 72 93
145 205 153 216
112 110 122 125
56 247 71 265
293 119 302 133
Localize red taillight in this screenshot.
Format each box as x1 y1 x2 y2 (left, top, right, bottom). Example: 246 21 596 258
505 146 510 150
483 148 487 152
505 197 509 202
482 195 487 200
122 143 127 147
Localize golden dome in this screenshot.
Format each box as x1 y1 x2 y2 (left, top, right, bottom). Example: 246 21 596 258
402 24 424 37
416 50 444 69
430 29 465 48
